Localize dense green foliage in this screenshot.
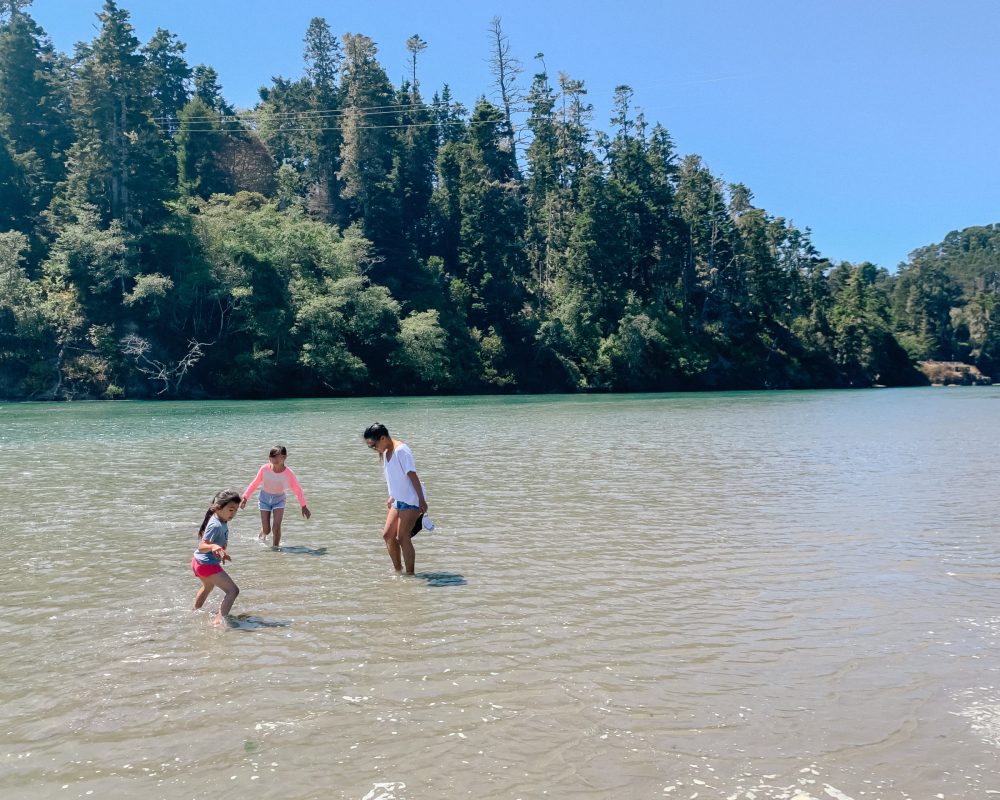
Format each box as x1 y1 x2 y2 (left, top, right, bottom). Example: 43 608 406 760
0 2 994 399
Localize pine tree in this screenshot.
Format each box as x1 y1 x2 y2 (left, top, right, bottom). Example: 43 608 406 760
455 99 529 383
0 0 31 24
142 28 191 136
524 63 560 302
304 17 341 89
0 135 30 230
674 154 737 328
61 0 172 231
192 64 232 114
300 17 344 221
433 84 467 146
337 34 400 259
891 259 961 360
0 3 73 227
486 16 521 171
175 97 226 198
394 73 436 261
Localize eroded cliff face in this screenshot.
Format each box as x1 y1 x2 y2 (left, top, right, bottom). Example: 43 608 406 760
918 360 992 386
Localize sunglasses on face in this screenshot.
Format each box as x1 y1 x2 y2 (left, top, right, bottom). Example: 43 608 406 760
367 440 378 449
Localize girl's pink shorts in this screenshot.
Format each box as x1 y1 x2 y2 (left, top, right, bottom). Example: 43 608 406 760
191 557 223 578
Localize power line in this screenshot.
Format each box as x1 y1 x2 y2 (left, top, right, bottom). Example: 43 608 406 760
154 96 479 124
158 98 454 124
168 106 455 126
173 117 526 134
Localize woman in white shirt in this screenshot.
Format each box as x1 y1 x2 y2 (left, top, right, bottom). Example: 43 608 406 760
363 422 428 575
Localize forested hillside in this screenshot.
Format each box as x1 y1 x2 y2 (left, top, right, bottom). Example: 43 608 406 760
0 1 995 399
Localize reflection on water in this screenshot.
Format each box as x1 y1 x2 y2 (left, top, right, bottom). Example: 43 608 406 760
3 388 1000 799
226 614 293 630
272 545 329 556
414 572 467 587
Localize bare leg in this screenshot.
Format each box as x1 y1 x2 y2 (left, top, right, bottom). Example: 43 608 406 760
394 508 421 575
203 571 240 623
271 507 285 547
216 571 240 618
382 506 402 572
193 578 213 610
259 510 271 540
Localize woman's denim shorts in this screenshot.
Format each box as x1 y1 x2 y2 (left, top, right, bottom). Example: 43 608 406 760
393 499 420 511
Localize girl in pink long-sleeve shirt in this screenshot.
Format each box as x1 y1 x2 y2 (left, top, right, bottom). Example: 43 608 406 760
239 445 311 547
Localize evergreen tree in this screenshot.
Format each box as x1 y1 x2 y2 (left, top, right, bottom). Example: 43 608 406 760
455 99 529 384
61 0 172 232
142 28 191 135
258 75 316 175
603 88 682 307
828 262 913 386
304 17 341 89
0 134 31 231
175 97 227 198
337 34 401 267
674 154 736 328
524 63 561 302
0 1 32 23
955 291 1000 375
405 34 427 89
433 84 467 146
394 79 436 262
0 229 53 397
428 139 464 274
192 64 231 114
891 260 961 360
0 3 72 228
0 5 982 398
486 16 521 171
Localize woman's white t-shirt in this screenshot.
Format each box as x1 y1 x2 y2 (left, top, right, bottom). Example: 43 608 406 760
383 443 422 505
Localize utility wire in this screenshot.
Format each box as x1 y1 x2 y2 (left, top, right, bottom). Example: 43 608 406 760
157 99 455 123
174 117 525 134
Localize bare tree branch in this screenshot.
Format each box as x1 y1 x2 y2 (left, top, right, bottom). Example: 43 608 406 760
121 334 212 395
488 16 523 158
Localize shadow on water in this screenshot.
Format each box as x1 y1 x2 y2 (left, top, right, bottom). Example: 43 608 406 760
226 614 292 630
271 545 328 556
414 571 467 587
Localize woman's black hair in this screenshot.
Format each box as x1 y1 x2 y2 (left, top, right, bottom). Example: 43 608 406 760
269 445 287 458
363 422 389 442
197 489 242 537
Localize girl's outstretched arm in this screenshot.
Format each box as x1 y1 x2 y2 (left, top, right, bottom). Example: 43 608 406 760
285 467 311 517
240 465 266 508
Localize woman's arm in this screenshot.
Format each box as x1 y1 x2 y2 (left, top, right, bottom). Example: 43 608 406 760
407 471 428 512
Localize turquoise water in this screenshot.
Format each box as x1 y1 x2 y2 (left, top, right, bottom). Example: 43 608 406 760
3 388 1000 799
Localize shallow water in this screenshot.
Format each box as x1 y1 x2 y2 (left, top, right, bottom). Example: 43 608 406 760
3 388 1000 799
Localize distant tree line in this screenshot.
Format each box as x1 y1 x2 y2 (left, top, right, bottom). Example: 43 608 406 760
1 1 997 399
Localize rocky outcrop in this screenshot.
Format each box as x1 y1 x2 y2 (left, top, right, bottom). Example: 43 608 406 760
918 360 992 386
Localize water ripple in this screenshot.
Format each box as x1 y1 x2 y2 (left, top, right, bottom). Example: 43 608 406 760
4 389 1000 798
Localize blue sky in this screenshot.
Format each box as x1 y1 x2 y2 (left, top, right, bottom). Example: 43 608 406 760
27 0 1000 269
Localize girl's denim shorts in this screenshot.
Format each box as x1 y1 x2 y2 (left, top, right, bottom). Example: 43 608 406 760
259 490 287 511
